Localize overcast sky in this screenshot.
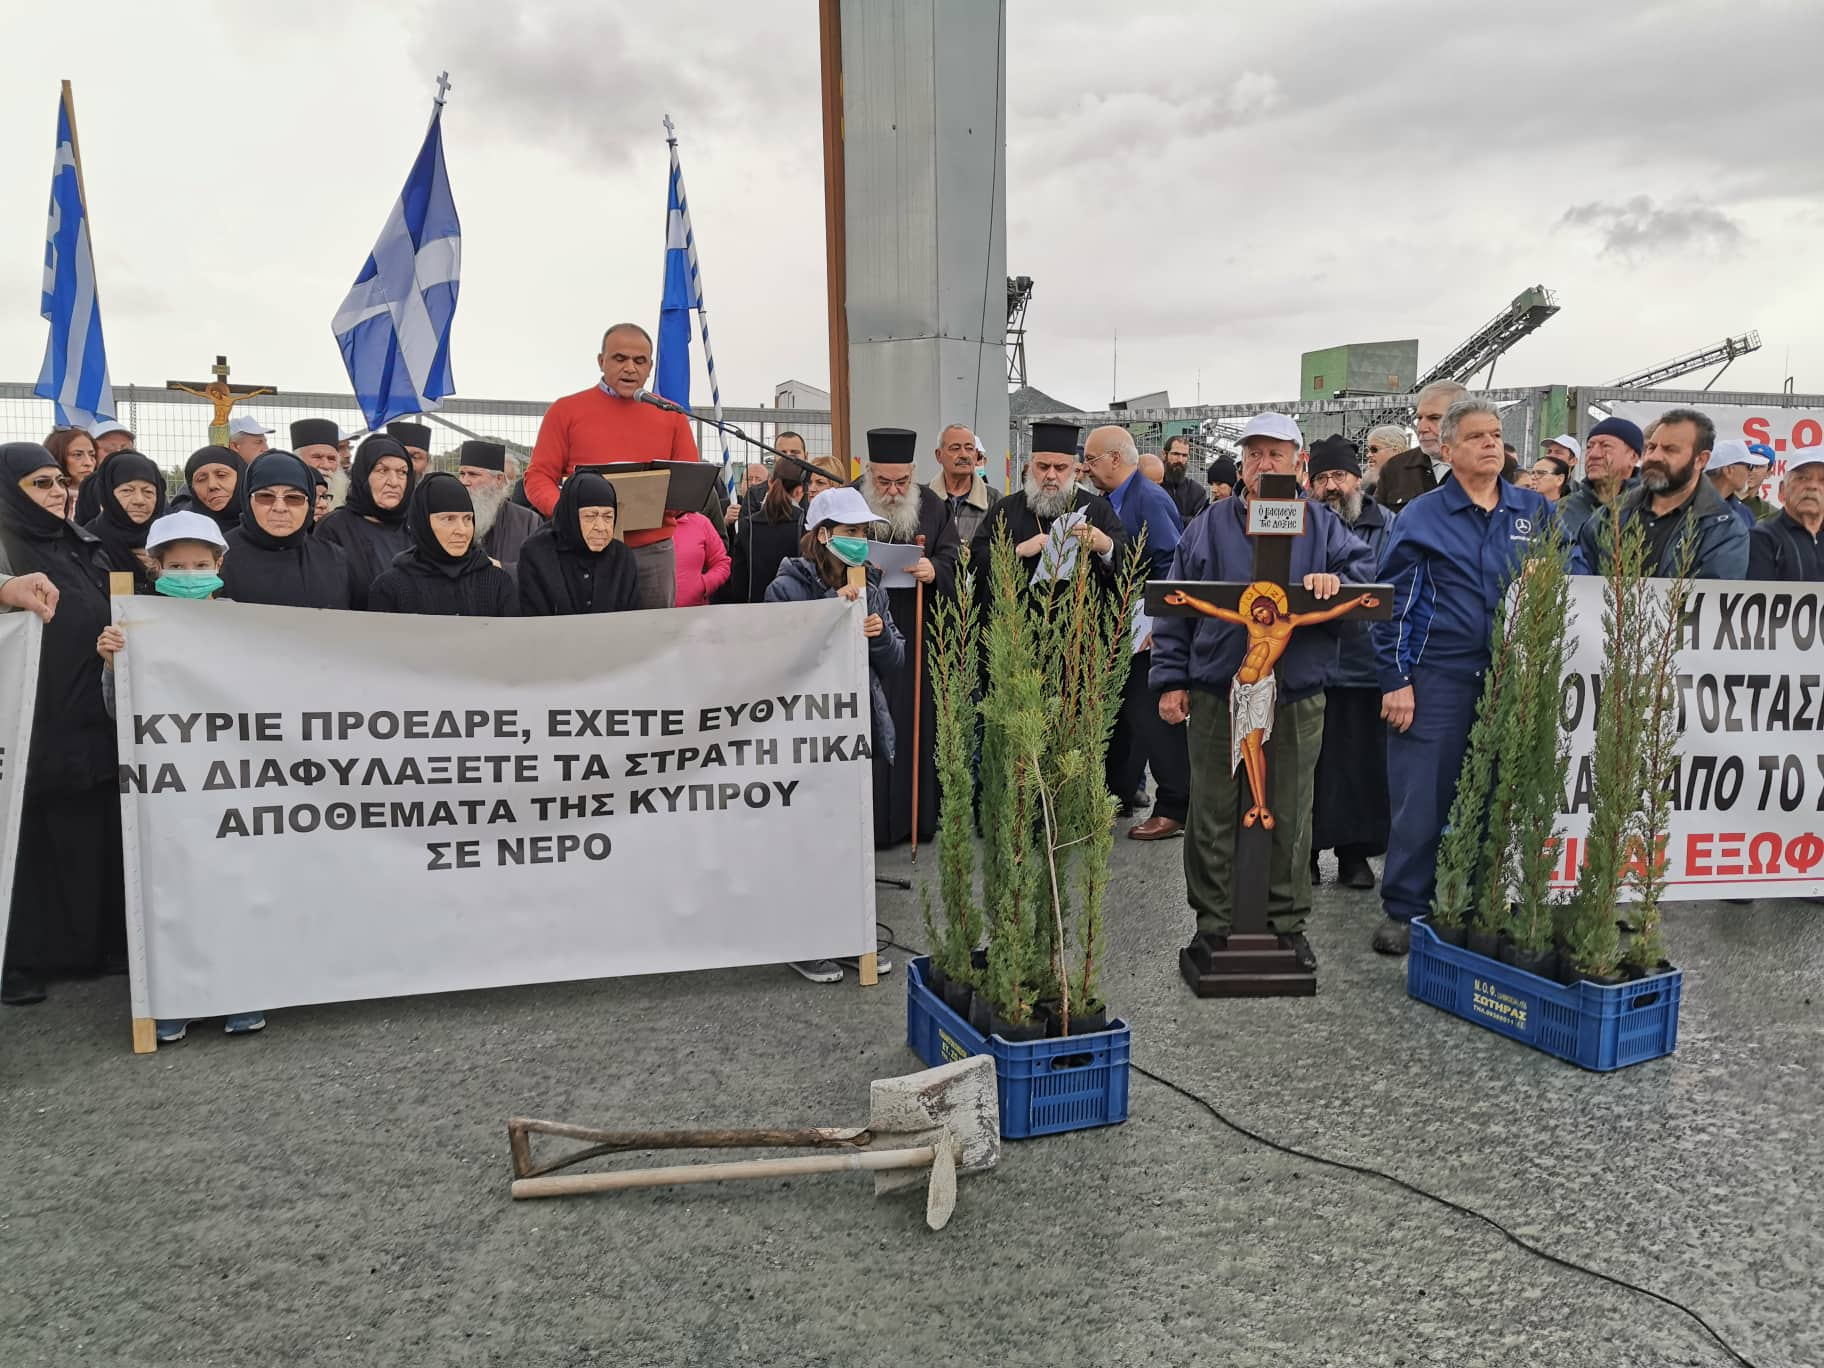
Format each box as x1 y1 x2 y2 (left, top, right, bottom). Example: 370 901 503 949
5 0 1822 419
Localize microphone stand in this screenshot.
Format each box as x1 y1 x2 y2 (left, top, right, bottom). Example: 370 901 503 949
640 394 908 892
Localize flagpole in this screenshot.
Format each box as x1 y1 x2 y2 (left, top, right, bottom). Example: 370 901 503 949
665 117 733 491
57 78 112 425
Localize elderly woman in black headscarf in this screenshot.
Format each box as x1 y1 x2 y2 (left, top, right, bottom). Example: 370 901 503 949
313 435 416 608
516 473 641 616
81 450 167 593
219 451 354 609
171 446 245 536
0 443 123 1006
369 473 518 616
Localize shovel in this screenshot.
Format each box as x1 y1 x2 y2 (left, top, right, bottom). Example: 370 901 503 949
506 1056 1000 1230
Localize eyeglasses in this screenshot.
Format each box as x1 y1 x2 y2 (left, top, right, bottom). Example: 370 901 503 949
25 474 70 491
872 475 912 493
251 490 310 510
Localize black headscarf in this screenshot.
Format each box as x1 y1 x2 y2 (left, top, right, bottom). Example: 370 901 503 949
408 473 486 579
553 472 618 553
72 449 118 524
0 442 114 788
81 450 167 582
0 442 70 546
345 435 417 524
183 446 246 534
238 450 317 550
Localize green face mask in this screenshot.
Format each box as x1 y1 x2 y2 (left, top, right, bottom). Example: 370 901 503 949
827 535 870 568
154 570 223 601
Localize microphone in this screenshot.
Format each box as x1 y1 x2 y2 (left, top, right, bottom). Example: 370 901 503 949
635 388 685 414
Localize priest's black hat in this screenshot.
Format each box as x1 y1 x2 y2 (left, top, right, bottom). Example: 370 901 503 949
865 427 918 465
386 421 433 449
1030 420 1080 455
1307 435 1361 480
289 418 340 451
458 439 506 472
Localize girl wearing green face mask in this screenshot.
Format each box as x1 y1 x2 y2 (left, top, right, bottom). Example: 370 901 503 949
96 512 266 1040
762 487 907 985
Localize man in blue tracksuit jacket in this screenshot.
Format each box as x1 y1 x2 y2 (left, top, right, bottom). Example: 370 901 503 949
1371 397 1552 956
1151 413 1376 972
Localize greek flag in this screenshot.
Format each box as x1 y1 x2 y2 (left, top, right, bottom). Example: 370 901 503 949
34 87 114 430
654 120 731 479
333 101 460 429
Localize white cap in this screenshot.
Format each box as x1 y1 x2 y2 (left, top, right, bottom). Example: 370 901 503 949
974 435 987 454
89 419 133 440
228 413 274 438
1238 411 1304 448
1785 448 1824 471
1735 440 1772 468
145 510 230 554
337 424 361 444
1711 438 1756 468
1544 433 1582 460
805 487 879 529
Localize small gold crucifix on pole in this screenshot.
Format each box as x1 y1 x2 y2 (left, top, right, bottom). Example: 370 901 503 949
166 355 279 447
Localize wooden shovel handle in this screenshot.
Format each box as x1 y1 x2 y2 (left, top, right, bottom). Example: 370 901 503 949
510 1146 938 1200
506 1119 866 1179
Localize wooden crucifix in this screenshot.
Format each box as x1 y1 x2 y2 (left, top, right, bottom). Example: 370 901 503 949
1146 472 1391 998
166 355 279 446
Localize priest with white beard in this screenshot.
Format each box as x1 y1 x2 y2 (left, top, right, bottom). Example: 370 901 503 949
969 420 1126 599
859 427 960 848
456 440 544 580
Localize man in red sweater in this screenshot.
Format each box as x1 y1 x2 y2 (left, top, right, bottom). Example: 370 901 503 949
528 322 700 608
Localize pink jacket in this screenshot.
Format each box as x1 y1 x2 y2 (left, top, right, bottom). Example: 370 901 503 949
670 511 733 606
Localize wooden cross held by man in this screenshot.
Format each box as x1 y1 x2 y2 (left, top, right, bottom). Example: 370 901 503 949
166 355 278 447
1147 472 1390 997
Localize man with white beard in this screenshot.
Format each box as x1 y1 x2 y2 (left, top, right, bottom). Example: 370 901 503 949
456 439 544 579
969 421 1125 591
858 427 959 848
1304 436 1398 891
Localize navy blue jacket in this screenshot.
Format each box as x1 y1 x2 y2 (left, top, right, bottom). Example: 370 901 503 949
1150 493 1375 704
1746 511 1824 582
764 557 905 758
1327 497 1398 691
1104 466 1183 581
1568 477 1748 580
1373 477 1552 693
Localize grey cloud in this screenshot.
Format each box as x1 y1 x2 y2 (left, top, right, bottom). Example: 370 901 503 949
1559 197 1746 261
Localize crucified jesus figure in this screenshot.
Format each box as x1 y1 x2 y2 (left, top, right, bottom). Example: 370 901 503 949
1163 581 1381 829
169 379 276 428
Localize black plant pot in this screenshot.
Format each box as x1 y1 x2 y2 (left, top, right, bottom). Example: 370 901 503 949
969 947 988 972
1065 1007 1109 1037
941 979 974 1020
1430 922 1468 948
969 995 993 1035
990 1011 1046 1043
1554 958 1583 987
1501 944 1558 981
1466 927 1502 960
925 962 949 996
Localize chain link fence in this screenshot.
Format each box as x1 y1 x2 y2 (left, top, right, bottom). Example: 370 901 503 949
0 382 835 479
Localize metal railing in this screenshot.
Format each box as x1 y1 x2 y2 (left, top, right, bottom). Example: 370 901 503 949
0 382 837 475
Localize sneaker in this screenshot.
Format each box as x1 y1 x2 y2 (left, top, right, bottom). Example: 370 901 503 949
835 952 892 976
1371 920 1411 956
1 970 46 1006
1285 932 1317 973
788 960 844 984
156 1019 189 1043
224 1012 266 1035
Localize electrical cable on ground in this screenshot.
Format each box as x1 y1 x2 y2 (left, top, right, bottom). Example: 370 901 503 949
870 926 1758 1368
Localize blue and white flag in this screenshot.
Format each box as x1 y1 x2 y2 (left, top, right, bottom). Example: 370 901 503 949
334 100 460 430
655 120 731 480
34 86 114 431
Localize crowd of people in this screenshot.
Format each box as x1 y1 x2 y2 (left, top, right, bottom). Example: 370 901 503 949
3 326 1820 1016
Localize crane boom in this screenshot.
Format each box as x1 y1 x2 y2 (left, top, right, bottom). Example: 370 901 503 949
1609 331 1761 389
1414 285 1560 390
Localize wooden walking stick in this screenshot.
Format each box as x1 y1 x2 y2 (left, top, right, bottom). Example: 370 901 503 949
910 533 926 862
847 560 879 987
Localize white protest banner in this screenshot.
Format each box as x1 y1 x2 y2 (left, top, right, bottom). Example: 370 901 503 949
1552 577 1824 900
114 597 876 1025
1606 402 1824 506
0 613 43 958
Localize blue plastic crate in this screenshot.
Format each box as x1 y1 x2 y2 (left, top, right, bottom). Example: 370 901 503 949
905 957 1130 1139
1406 918 1682 1072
